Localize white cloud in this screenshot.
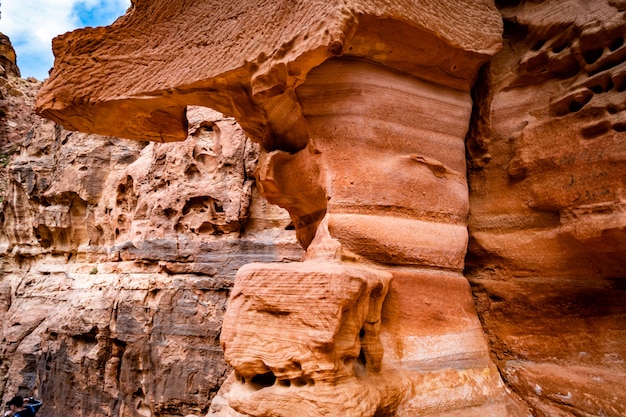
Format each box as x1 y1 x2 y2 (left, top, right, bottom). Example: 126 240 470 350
1 0 130 80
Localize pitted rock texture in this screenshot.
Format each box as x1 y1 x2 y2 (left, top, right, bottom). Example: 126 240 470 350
466 1 626 416
1 1 623 417
221 262 393 417
0 72 302 417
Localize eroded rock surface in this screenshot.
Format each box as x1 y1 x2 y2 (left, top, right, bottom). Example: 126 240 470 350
33 1 527 416
466 1 626 416
0 64 301 417
0 1 622 417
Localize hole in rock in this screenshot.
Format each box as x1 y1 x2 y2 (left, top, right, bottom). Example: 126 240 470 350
133 387 145 399
609 37 624 52
582 47 604 65
359 328 366 340
607 106 619 115
278 380 291 387
614 122 626 132
569 100 584 113
293 378 308 387
502 19 528 41
591 85 603 94
552 42 568 53
185 164 200 179
182 196 212 215
357 347 367 367
72 326 99 344
496 0 522 9
163 208 176 219
489 294 506 302
197 222 216 234
250 371 276 389
581 121 611 138
531 40 545 51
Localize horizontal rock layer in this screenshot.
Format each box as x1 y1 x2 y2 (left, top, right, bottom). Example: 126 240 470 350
466 1 626 415
0 74 302 416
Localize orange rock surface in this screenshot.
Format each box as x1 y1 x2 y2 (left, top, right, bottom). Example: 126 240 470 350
465 1 626 415
0 0 617 416
35 1 520 416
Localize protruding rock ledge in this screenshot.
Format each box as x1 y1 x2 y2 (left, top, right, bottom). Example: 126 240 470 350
35 0 502 148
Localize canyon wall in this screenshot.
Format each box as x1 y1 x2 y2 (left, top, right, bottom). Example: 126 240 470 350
465 1 626 415
0 57 302 416
0 0 624 416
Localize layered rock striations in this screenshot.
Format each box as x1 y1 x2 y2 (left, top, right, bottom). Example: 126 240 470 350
466 1 626 415
0 51 301 416
35 1 528 416
0 0 621 417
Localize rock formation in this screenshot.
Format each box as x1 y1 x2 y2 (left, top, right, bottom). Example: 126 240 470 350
0 33 20 78
0 0 621 416
465 1 626 415
35 1 530 416
0 35 301 416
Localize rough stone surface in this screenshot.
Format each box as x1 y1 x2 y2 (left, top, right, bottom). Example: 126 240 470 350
0 1 622 417
466 1 626 416
0 68 301 417
0 33 20 78
34 1 520 416
35 0 502 145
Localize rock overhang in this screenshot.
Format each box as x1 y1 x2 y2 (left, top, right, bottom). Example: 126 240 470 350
35 0 502 149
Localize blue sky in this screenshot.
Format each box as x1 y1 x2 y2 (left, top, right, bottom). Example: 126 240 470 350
1 0 131 80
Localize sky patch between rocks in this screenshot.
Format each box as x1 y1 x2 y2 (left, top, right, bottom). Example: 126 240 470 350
1 0 130 80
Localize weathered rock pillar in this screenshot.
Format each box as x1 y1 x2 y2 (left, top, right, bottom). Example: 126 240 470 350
35 1 529 415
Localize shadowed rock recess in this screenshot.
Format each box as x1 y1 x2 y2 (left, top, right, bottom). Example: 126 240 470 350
0 0 620 416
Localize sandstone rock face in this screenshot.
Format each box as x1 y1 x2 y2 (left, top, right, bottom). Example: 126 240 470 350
0 33 20 78
466 1 626 416
0 1 620 417
34 1 528 416
0 69 301 416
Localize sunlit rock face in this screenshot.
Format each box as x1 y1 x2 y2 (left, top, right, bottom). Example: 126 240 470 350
26 0 626 416
0 33 20 78
33 1 524 416
296 58 471 268
466 1 626 415
0 72 300 417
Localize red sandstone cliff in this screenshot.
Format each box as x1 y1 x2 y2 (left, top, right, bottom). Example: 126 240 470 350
1 0 625 416
0 37 302 416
